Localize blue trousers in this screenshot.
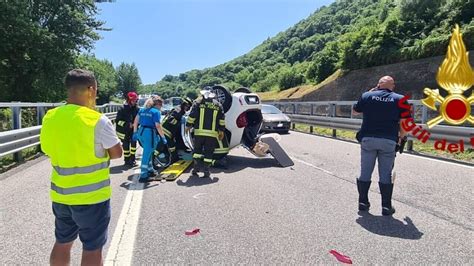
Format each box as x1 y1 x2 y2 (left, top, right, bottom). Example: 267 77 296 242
137 127 159 179
359 137 397 184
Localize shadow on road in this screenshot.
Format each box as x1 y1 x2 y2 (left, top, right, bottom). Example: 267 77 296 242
176 174 219 187
118 173 160 190
110 164 128 174
212 155 280 174
356 212 423 240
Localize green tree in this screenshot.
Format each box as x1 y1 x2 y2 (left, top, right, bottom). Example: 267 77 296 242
116 62 142 97
278 67 306 90
75 55 117 104
0 0 105 102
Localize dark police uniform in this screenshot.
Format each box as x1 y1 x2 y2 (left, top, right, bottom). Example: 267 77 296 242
186 98 225 177
353 88 409 215
116 104 139 166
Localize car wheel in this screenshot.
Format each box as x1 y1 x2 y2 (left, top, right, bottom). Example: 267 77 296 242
211 85 232 113
234 87 252 93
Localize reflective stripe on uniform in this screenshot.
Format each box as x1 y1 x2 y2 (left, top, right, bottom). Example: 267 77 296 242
194 129 218 137
211 110 217 131
193 153 204 159
219 119 225 126
187 117 195 124
169 147 176 152
214 139 229 154
51 179 110 195
117 121 125 127
53 161 110 176
163 127 173 138
130 147 137 155
199 107 205 130
116 132 125 139
203 158 215 165
214 147 229 154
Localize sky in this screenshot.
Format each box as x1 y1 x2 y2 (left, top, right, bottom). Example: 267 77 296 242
93 0 335 84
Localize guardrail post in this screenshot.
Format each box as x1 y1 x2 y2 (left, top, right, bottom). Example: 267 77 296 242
309 125 313 134
292 123 295 130
310 104 314 116
12 107 23 162
421 105 428 124
407 140 413 151
292 104 296 114
36 106 45 153
36 106 45 125
330 103 336 137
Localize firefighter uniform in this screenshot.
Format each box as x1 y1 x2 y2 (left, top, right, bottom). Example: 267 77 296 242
161 98 193 162
186 97 225 177
116 100 139 166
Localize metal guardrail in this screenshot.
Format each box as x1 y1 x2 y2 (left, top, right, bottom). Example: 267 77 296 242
0 103 121 160
267 101 473 148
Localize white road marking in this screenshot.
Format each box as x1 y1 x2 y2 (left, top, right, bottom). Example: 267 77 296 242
105 167 144 266
192 193 207 199
291 131 474 169
291 157 335 176
402 153 474 169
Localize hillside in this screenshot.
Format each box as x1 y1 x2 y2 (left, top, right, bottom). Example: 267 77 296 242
142 0 474 100
259 52 474 101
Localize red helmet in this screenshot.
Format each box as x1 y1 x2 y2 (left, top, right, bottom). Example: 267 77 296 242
127 92 138 102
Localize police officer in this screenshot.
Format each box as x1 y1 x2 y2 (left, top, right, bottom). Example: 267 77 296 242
353 76 408 216
132 95 167 182
186 89 225 178
162 97 193 162
116 92 139 167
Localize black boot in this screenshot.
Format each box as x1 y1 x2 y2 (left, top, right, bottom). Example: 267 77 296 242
356 179 371 211
191 159 200 176
202 164 211 178
379 182 396 216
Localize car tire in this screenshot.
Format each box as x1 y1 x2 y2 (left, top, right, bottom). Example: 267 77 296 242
211 85 232 113
234 87 252 93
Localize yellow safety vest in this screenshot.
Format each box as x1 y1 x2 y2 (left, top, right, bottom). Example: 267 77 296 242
40 104 111 205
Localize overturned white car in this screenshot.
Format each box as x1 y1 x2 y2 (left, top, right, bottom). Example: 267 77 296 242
181 85 293 167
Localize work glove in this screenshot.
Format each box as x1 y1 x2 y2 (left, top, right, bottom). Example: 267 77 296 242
218 131 224 140
132 132 138 142
161 136 168 145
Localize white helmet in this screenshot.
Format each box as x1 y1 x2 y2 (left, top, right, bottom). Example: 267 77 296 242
200 87 216 99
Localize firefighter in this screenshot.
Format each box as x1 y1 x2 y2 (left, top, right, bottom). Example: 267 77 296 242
116 92 139 167
161 97 193 162
186 90 225 178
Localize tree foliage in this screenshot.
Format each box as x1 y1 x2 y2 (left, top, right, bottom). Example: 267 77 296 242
75 55 117 104
0 0 106 102
116 63 142 97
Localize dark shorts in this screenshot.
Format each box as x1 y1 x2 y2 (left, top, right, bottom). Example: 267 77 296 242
52 200 111 251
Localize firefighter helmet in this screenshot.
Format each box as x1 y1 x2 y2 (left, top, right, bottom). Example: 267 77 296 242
127 92 138 103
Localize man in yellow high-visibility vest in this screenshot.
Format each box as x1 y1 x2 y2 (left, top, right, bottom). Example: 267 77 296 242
40 69 123 266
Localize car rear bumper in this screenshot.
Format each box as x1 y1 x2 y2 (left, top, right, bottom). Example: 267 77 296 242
260 121 290 132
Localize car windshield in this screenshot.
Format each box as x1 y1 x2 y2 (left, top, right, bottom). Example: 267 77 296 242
261 105 282 114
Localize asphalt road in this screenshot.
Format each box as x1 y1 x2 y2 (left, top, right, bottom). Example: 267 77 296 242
1 131 473 264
